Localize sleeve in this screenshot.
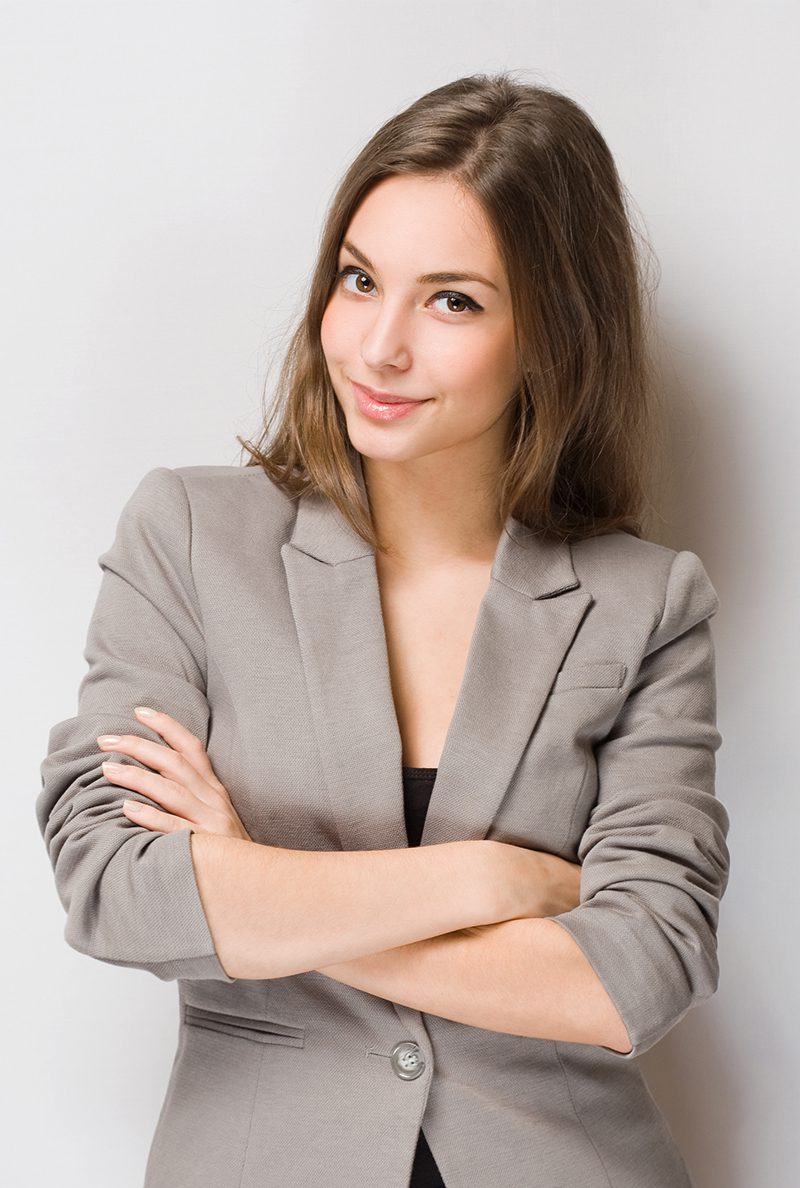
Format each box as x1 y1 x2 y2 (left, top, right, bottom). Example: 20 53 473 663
35 466 237 983
549 549 730 1059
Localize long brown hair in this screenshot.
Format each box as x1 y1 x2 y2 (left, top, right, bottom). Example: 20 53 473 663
237 70 661 548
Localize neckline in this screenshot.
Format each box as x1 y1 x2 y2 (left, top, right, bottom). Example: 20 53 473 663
402 765 438 776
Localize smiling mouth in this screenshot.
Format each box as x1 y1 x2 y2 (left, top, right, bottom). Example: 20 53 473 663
351 380 432 422
351 381 428 405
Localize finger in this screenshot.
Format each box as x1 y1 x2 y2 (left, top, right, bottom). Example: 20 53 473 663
97 734 215 807
104 761 234 837
132 707 224 789
102 761 204 824
122 797 195 835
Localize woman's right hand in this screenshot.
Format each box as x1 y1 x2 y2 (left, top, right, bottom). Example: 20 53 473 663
490 840 582 923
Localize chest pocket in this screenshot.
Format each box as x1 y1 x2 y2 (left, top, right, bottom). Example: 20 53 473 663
551 660 627 693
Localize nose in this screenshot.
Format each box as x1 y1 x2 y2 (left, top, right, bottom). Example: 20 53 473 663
359 298 412 372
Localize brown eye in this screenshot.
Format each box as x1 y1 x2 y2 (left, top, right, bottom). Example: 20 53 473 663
336 266 374 294
430 291 482 316
445 295 468 313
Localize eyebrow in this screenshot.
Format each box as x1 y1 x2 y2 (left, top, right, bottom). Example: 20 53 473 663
340 239 499 292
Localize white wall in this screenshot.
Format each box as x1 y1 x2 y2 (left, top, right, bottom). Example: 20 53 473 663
4 2 796 1185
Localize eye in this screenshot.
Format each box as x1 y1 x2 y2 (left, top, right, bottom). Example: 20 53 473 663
335 265 375 296
334 265 482 317
430 292 480 316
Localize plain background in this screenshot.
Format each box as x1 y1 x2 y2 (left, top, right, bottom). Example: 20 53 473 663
3 2 797 1185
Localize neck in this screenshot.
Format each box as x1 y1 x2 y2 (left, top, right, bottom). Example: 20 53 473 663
360 449 505 573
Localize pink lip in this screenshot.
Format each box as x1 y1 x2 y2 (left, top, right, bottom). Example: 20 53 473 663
351 381 431 423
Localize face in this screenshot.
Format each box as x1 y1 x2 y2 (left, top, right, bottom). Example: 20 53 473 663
320 173 522 475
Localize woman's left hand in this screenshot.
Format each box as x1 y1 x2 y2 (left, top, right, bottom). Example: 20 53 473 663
97 706 252 841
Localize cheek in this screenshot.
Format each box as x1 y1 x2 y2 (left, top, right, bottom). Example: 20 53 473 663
319 304 337 363
435 329 518 407
320 300 354 367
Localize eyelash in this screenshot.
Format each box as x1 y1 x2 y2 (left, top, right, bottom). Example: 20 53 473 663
333 265 483 316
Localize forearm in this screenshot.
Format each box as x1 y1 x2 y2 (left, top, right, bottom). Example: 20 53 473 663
189 833 505 980
315 917 633 1053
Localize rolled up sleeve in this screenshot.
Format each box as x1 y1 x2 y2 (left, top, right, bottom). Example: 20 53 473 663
550 550 730 1059
36 466 236 983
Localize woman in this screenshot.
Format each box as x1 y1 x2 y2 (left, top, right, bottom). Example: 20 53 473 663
37 73 730 1186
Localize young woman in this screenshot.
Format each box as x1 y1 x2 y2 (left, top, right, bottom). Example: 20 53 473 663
37 73 730 1187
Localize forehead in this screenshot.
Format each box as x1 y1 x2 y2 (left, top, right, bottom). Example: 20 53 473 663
343 174 504 278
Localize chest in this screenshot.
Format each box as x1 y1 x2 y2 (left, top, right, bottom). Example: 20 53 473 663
375 559 494 768
197 518 632 858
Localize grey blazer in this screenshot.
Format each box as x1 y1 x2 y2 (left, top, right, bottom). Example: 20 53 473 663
36 460 730 1188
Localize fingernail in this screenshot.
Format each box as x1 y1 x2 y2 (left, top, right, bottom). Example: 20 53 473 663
98 735 121 745
135 706 156 718
122 799 141 812
102 760 124 770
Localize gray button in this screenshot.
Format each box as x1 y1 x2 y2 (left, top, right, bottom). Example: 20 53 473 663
390 1040 426 1081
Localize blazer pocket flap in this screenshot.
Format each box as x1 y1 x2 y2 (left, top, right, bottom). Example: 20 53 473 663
551 660 627 693
184 1003 305 1047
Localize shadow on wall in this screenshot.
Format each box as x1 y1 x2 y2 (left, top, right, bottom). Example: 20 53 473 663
641 1004 744 1188
646 315 746 574
639 318 749 1188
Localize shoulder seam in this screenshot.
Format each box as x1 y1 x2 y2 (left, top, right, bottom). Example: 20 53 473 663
656 549 679 633
171 468 209 689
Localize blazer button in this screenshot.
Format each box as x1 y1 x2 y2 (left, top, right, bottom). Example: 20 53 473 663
390 1041 426 1081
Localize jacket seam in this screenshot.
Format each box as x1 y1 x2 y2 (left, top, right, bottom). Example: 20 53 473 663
659 550 678 628
564 740 592 849
173 468 209 690
553 1042 615 1188
235 1042 267 1188
645 549 678 658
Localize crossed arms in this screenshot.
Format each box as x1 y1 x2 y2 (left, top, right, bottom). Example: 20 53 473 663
37 469 729 1063
188 831 633 1053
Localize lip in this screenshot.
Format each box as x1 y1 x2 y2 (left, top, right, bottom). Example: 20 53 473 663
351 380 431 423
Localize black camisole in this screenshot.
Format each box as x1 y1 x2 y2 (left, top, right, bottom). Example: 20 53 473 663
402 765 447 1188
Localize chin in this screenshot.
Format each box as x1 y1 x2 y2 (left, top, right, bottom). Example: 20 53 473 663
346 429 405 459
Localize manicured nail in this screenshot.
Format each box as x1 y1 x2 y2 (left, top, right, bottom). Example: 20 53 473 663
122 799 141 812
98 735 121 745
102 760 124 770
135 706 156 718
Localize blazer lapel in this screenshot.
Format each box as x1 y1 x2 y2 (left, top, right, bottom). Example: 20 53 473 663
281 457 593 855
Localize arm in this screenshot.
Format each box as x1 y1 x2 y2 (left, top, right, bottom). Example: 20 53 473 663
313 917 633 1052
36 469 235 982
544 551 730 1059
312 551 729 1062
187 832 582 981
188 832 507 980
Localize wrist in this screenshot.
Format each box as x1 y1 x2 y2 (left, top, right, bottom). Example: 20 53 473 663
479 840 526 923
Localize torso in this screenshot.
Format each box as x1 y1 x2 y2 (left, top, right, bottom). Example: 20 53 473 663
375 554 494 768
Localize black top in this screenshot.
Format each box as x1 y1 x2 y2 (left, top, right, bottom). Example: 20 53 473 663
402 765 447 1188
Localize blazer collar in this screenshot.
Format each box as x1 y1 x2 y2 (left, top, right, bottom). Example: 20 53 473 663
281 455 592 856
281 454 592 1041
